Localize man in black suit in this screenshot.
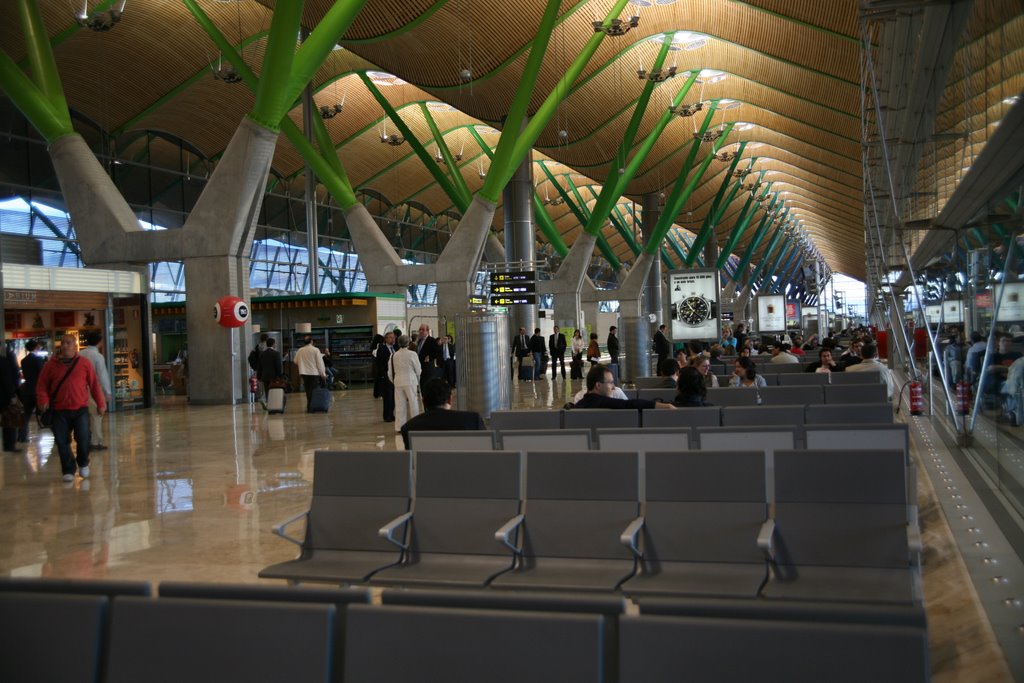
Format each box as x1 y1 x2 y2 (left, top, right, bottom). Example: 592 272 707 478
401 378 485 449
374 331 397 422
417 323 441 385
653 324 671 372
548 325 567 379
439 334 457 387
511 326 529 380
607 326 620 366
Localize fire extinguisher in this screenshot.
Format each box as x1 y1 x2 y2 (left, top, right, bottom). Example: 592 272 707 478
250 375 259 394
909 381 924 416
955 381 971 415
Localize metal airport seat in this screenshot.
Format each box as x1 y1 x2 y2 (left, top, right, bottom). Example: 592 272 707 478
409 430 497 450
696 426 797 501
489 410 561 430
499 428 591 451
106 596 334 683
489 451 641 591
767 362 813 373
370 451 522 587
618 613 929 683
636 387 678 403
642 406 721 428
805 424 909 462
760 449 920 605
620 451 770 599
634 377 670 389
721 405 806 428
596 428 690 452
759 385 824 405
0 577 152 598
0 592 108 683
829 372 885 385
824 383 889 404
805 403 893 424
380 587 626 616
158 582 371 678
777 373 829 386
706 387 760 406
563 408 640 430
259 450 412 584
344 603 606 683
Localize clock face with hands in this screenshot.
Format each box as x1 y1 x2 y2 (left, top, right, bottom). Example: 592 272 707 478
677 294 712 326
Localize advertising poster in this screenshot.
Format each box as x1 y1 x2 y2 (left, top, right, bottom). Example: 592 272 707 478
667 269 720 340
757 294 786 332
942 300 964 324
924 305 942 325
995 283 1024 322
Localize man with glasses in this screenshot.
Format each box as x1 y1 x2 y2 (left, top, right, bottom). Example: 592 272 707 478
574 365 675 410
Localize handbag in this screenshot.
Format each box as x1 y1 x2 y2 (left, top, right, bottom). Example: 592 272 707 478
1 402 24 428
521 354 534 368
38 357 80 430
269 377 291 391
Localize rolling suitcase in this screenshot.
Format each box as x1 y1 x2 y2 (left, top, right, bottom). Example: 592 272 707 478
266 387 286 414
309 384 332 413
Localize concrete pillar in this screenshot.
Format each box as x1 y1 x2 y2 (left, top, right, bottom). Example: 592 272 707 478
503 152 536 334
641 193 663 328
184 256 249 404
620 315 651 382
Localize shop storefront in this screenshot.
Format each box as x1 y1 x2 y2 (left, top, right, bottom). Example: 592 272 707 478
2 265 150 409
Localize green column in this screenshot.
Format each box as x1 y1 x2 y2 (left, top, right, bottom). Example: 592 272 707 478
420 102 473 206
684 145 749 265
732 203 785 285
717 176 770 269
537 165 620 270
745 221 788 291
249 0 305 130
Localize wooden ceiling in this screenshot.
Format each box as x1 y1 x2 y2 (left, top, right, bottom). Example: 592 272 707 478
3 0 1021 280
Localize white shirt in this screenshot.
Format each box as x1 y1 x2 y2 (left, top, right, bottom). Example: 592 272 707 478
388 348 422 387
293 344 326 377
846 358 895 400
79 345 111 396
769 351 799 364
573 386 628 402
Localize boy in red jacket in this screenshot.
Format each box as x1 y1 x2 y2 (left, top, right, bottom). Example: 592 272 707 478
37 334 106 482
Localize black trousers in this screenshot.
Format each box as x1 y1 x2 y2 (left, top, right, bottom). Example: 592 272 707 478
550 353 566 377
381 379 395 421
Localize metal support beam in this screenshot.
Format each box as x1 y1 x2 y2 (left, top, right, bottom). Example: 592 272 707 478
420 102 473 206
685 147 748 265
717 177 768 270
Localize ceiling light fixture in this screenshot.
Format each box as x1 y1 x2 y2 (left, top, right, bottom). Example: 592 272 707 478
77 0 125 31
715 151 738 162
694 129 723 142
319 103 343 119
593 14 640 37
637 65 678 83
669 101 704 117
211 54 242 83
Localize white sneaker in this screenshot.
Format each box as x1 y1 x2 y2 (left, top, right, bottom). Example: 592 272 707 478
80 466 90 479
62 473 74 482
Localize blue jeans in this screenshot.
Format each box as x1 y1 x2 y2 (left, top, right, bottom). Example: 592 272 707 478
532 352 543 380
52 407 91 475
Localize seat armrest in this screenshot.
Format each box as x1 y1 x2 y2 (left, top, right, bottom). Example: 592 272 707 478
378 512 413 549
272 510 309 548
757 519 776 561
907 523 923 557
494 514 525 553
619 516 645 558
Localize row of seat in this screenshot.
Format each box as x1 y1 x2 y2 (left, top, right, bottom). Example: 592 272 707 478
411 422 909 457
259 449 921 607
635 371 882 389
634 383 889 405
487 401 893 436
0 578 930 683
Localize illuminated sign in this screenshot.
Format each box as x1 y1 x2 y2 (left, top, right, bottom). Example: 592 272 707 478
492 271 535 282
489 282 536 294
490 295 537 306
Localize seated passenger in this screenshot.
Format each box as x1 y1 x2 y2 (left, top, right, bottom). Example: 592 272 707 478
729 356 767 388
839 339 863 369
575 365 675 410
400 378 484 449
981 334 1023 403
805 348 844 373
964 331 987 384
768 341 799 364
657 358 681 388
674 366 713 407
789 334 806 357
845 342 895 400
692 353 720 388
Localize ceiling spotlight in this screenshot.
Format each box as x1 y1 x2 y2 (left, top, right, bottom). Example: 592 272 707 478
558 130 569 142
319 104 343 120
77 1 125 31
731 167 752 177
459 68 473 82
593 15 640 36
434 147 444 163
637 65 678 83
669 101 704 117
211 55 242 84
380 133 405 146
694 129 723 143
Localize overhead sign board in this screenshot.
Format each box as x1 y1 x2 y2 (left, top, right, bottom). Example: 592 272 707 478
492 271 535 282
490 295 537 306
490 282 537 294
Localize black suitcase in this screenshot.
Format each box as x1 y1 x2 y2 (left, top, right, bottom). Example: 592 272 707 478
518 361 535 380
309 385 332 413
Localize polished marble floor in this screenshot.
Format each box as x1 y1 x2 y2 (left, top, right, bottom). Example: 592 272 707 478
0 377 1014 681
